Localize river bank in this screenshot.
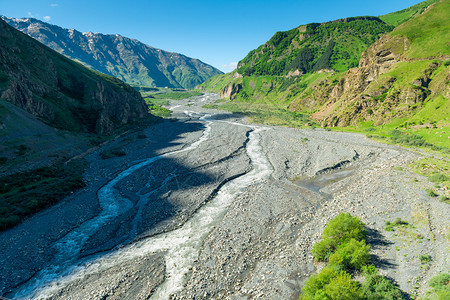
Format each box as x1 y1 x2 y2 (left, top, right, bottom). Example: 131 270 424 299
0 93 448 299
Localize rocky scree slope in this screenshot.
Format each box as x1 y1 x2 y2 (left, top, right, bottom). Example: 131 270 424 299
1 16 223 89
0 19 148 135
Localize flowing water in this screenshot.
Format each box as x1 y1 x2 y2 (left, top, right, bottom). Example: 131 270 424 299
13 114 273 300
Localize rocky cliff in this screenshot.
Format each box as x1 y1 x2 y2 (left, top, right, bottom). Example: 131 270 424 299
0 19 148 134
302 0 450 127
2 16 223 89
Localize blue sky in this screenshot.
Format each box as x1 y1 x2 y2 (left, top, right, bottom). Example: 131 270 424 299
1 0 424 72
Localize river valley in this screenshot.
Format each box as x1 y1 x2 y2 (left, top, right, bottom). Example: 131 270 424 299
0 93 449 299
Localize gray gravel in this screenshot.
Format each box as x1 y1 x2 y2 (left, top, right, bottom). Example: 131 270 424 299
0 93 448 299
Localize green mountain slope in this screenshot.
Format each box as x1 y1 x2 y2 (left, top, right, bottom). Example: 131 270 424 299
379 0 439 26
0 19 148 134
2 17 223 89
201 0 448 149
236 17 394 76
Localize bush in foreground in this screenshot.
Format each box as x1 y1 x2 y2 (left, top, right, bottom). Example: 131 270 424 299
312 213 366 261
300 214 406 299
425 273 450 299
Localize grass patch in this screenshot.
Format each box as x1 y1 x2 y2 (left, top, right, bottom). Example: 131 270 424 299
385 217 410 231
424 272 450 299
419 254 432 264
146 90 203 100
438 195 450 204
0 159 86 231
379 0 439 27
389 0 450 59
99 147 126 159
425 188 438 197
203 101 315 128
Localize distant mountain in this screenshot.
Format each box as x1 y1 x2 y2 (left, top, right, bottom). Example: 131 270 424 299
2 16 223 89
0 18 148 135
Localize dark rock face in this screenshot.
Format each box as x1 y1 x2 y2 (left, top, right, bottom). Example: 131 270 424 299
0 19 148 134
2 16 223 89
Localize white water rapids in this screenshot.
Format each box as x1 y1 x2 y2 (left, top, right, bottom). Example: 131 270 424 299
14 114 273 299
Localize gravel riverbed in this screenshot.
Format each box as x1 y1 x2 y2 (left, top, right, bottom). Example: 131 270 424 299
0 93 448 299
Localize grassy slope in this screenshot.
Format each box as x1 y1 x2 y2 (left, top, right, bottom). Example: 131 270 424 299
330 0 450 148
237 17 394 76
389 0 450 58
379 0 440 26
202 0 449 151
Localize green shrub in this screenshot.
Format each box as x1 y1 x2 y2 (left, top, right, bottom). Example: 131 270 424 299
426 188 438 197
301 266 339 299
361 265 405 299
312 213 366 261
425 273 450 299
328 239 371 270
300 266 363 300
0 159 86 231
100 147 126 159
324 271 363 300
438 195 450 204
419 254 432 264
429 173 448 183
385 218 409 231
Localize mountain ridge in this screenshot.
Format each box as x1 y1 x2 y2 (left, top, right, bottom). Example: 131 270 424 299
0 18 148 135
2 16 223 89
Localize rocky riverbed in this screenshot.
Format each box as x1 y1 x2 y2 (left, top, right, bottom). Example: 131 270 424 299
0 93 448 299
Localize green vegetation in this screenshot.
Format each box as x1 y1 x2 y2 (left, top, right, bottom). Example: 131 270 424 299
389 0 450 58
237 17 394 76
360 265 405 299
301 266 364 300
419 254 432 264
144 90 203 100
424 273 450 299
379 0 439 26
312 213 366 261
0 159 86 231
439 195 450 204
99 147 126 159
0 18 148 134
146 102 172 118
385 218 410 231
425 188 439 197
203 101 314 128
300 213 405 299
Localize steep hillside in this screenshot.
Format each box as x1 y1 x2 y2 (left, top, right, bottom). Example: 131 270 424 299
202 0 448 134
236 17 394 76
0 19 148 135
302 0 450 127
2 17 223 89
379 0 439 26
